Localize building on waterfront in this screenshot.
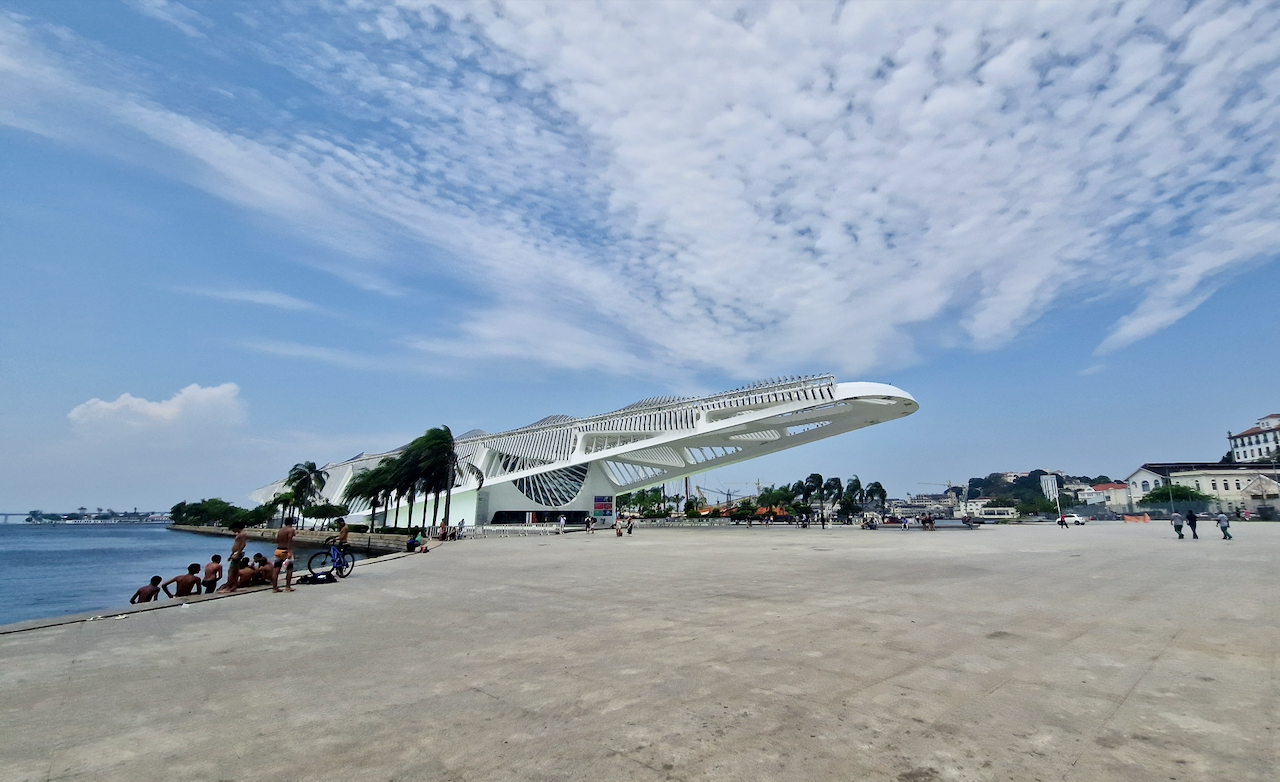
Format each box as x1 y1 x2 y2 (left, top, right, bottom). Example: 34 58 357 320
251 375 917 527
1121 463 1280 516
1228 414 1280 463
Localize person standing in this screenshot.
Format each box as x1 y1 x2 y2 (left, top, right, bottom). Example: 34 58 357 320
626 517 635 535
273 518 297 593
614 517 623 537
557 514 566 535
1217 512 1232 540
229 521 248 563
1170 511 1184 539
588 517 595 534
1185 510 1199 540
202 555 223 593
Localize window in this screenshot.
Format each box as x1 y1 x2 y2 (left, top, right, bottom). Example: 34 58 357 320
1236 481 1242 490
1195 481 1201 490
1141 480 1150 492
1212 480 1218 490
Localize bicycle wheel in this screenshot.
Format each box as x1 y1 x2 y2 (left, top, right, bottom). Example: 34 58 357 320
335 553 355 578
308 550 335 576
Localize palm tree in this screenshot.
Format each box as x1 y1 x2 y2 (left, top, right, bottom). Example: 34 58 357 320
285 461 329 525
804 473 824 514
864 481 888 512
269 491 295 526
342 460 395 529
845 475 863 506
822 477 843 519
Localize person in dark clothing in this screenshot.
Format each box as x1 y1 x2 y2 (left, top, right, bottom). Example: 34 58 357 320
1185 510 1199 539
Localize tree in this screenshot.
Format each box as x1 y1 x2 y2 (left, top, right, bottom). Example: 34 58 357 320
303 503 349 522
170 498 272 528
822 477 843 517
845 475 864 507
284 461 329 522
342 460 394 529
803 473 824 512
398 425 457 539
1139 484 1212 505
684 497 704 516
863 481 888 511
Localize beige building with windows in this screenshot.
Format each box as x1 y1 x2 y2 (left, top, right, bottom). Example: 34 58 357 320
1228 414 1280 463
1122 462 1280 516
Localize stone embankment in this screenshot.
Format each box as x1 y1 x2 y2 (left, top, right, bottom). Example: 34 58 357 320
168 524 410 555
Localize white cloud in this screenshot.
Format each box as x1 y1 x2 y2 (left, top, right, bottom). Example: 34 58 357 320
3 2 1280 378
178 287 318 311
68 383 245 436
125 0 208 39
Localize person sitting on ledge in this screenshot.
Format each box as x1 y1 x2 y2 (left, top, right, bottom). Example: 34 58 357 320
252 554 276 585
162 564 203 598
131 576 163 604
202 555 222 594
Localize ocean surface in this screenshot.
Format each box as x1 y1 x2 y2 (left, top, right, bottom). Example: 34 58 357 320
0 524 342 626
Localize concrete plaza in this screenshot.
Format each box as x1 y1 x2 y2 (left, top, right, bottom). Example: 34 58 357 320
1 521 1275 781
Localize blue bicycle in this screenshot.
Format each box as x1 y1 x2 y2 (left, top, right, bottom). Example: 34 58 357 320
308 537 355 578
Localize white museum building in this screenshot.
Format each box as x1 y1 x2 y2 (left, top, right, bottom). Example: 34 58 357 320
251 375 918 528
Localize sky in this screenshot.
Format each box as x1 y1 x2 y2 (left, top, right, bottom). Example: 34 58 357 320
1 0 1278 513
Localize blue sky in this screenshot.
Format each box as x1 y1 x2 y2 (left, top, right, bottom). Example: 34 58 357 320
1 0 1278 512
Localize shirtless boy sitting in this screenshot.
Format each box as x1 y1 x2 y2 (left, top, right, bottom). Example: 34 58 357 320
162 564 204 598
202 555 223 594
252 553 276 585
217 556 253 592
131 576 164 604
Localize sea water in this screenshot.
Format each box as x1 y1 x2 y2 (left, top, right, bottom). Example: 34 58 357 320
0 524 338 626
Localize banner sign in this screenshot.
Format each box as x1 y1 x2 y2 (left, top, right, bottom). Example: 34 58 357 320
1040 475 1060 501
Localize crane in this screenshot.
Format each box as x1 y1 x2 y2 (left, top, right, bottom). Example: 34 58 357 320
918 481 967 503
696 485 736 507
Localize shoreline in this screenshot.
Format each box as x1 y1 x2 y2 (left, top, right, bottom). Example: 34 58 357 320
0 548 423 636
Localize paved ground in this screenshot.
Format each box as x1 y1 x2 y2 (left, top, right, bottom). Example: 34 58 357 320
1 522 1276 782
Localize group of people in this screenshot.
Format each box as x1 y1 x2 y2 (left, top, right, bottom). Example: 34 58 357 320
1170 510 1233 540
130 518 307 604
580 515 635 536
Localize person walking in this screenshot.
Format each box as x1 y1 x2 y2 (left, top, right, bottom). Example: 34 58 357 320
1057 514 1069 529
626 517 634 535
1170 511 1184 539
1185 510 1199 540
557 514 566 535
1217 512 1233 540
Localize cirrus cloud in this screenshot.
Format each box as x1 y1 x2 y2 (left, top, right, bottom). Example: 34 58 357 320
3 1 1279 378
